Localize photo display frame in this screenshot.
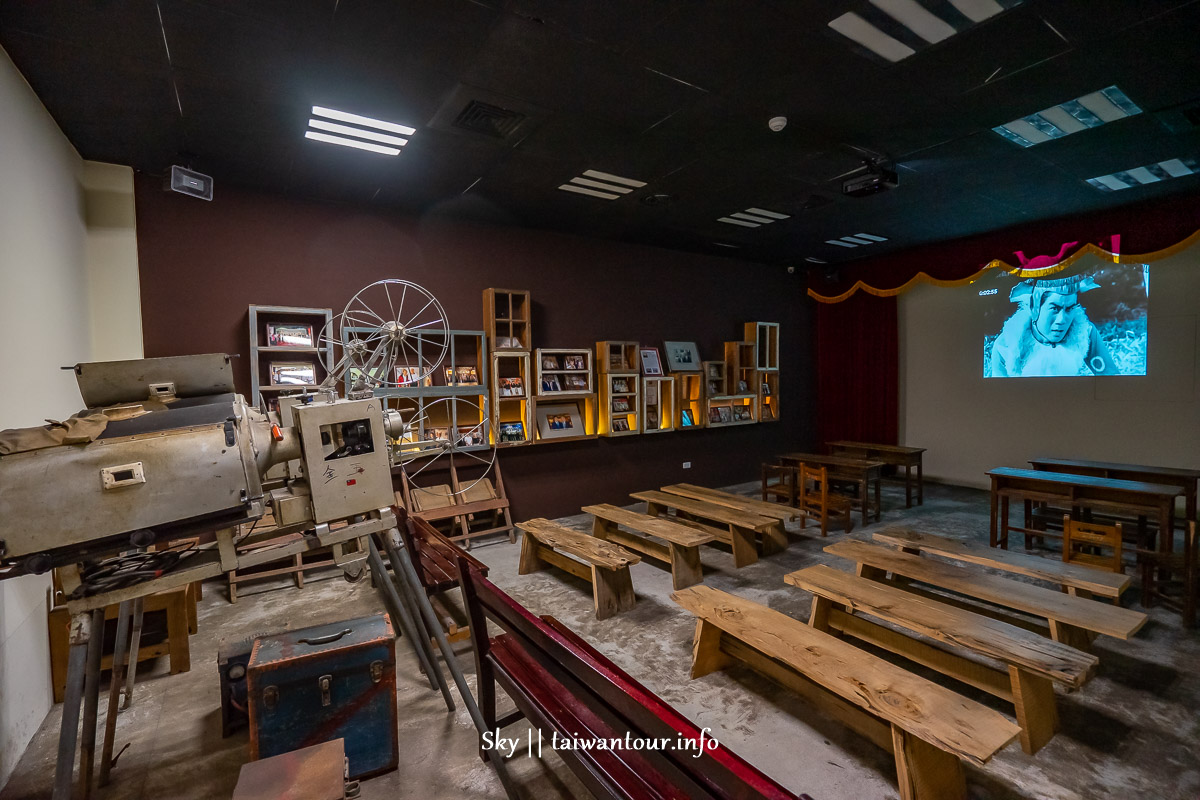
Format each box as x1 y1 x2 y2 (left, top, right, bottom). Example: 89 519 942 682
639 347 664 376
663 341 701 372
536 402 585 439
266 322 315 348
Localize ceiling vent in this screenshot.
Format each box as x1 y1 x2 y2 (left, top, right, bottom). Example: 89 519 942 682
429 84 547 142
453 100 527 139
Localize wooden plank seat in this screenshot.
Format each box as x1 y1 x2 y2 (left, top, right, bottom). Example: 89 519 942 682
631 490 786 568
459 562 812 800
873 529 1130 601
825 540 1147 651
394 507 489 642
660 483 801 523
516 519 641 620
785 565 1098 755
672 586 1019 800
583 504 714 590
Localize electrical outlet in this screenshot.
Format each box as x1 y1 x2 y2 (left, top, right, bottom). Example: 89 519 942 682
682 461 691 469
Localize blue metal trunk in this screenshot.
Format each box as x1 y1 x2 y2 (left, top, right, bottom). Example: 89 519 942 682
246 613 397 779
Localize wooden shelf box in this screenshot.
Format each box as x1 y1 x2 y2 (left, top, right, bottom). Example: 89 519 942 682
531 395 598 444
642 376 675 434
596 340 639 374
484 288 531 352
702 361 727 399
248 304 334 409
705 395 757 427
744 321 779 371
724 341 758 396
675 373 703 431
759 372 779 423
599 372 640 436
490 351 533 446
535 348 594 397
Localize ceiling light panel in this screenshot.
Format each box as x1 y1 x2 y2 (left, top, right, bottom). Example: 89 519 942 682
1086 157 1198 192
305 106 415 156
828 0 1023 63
557 169 646 200
993 86 1142 147
825 232 889 249
717 207 790 229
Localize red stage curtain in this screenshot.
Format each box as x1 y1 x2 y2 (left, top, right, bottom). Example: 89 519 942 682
816 290 898 445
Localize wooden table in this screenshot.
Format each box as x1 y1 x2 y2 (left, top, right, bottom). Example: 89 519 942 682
987 467 1182 555
827 441 926 507
233 738 345 800
779 453 884 522
1029 457 1200 528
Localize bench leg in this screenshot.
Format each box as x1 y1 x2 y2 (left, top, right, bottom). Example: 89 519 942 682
1048 619 1092 652
690 619 731 679
761 522 788 556
591 516 615 540
808 596 841 636
668 544 703 590
518 531 547 575
856 563 888 582
591 565 635 621
1008 666 1058 755
729 525 758 568
167 593 190 675
891 725 966 800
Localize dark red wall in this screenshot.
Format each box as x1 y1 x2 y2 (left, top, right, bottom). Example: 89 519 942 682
134 175 816 520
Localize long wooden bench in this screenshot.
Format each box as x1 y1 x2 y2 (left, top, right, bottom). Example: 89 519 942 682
516 519 641 620
825 540 1147 650
785 565 1098 755
395 508 490 642
672 586 1019 800
459 562 812 800
874 529 1130 601
583 504 714 590
660 483 801 524
632 490 785 568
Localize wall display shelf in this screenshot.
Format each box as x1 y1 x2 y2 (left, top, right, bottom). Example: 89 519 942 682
596 340 639 374
484 288 531 352
490 351 533 446
642 376 675 434
535 348 594 397
759 372 779 422
745 321 779 371
724 341 758 397
702 361 727 399
675 373 703 430
705 395 757 427
532 396 598 444
599 372 640 436
248 304 334 409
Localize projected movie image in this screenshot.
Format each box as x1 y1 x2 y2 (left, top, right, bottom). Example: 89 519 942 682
983 262 1148 378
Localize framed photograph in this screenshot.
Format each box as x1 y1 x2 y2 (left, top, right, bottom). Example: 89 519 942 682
270 362 315 386
456 366 479 385
707 380 721 396
718 406 732 423
457 426 485 447
563 354 586 370
427 427 450 443
540 375 562 393
681 409 696 427
266 322 314 348
612 418 630 432
761 403 774 420
541 355 560 370
495 336 520 349
564 374 588 390
639 347 663 376
708 407 723 424
609 351 625 370
536 403 584 439
645 382 658 404
499 421 526 443
646 409 659 429
612 397 631 413
396 366 423 386
706 363 721 379
762 381 772 396
347 365 386 388
733 406 753 421
500 376 524 396
663 341 701 372
737 380 749 394
611 377 630 393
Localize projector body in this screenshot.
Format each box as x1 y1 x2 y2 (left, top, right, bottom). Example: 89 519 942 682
843 167 898 198
167 165 214 201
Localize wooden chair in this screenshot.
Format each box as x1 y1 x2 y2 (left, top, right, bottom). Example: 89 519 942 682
1138 521 1198 629
798 464 853 536
761 463 797 506
1062 514 1123 577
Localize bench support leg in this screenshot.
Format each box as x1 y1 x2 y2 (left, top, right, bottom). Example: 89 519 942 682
591 566 635 621
891 725 966 800
761 522 788 556
1009 666 1058 755
1048 619 1092 652
690 619 731 679
518 531 547 575
808 596 837 634
729 525 758 568
668 544 703 590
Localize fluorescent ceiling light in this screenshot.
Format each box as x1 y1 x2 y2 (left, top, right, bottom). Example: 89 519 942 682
745 207 789 220
1125 166 1161 184
570 177 633 194
830 0 1021 63
1086 157 1197 192
308 119 408 147
1091 175 1130 191
805 257 827 264
826 239 858 248
854 233 888 241
828 12 915 62
947 0 1003 23
1035 106 1087 135
304 131 400 156
719 217 761 228
1076 90 1125 123
840 236 875 245
557 169 646 200
558 184 620 200
994 85 1141 147
1159 158 1193 178
731 212 776 224
713 242 741 248
582 169 646 188
870 0 955 44
311 106 416 136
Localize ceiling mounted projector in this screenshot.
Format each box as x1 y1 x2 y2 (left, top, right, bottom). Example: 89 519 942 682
843 165 898 198
166 165 213 201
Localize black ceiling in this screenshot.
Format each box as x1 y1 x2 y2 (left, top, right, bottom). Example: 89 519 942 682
4 0 1200 267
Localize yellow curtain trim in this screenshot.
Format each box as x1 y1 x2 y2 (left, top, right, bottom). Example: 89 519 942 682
808 227 1200 304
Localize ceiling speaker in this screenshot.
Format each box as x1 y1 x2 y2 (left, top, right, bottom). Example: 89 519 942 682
167 165 213 201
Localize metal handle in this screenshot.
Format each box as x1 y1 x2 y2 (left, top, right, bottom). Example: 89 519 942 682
298 628 351 646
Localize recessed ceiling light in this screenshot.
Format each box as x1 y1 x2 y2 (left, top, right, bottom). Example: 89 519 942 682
305 106 416 156
1086 157 1198 192
304 131 401 156
718 217 761 228
993 86 1142 147
825 231 888 249
828 0 1021 63
312 106 416 136
308 119 409 147
717 206 789 228
854 232 888 241
826 239 858 248
557 169 646 200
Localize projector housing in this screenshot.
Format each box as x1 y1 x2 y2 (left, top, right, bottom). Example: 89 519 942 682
843 167 898 198
167 165 214 201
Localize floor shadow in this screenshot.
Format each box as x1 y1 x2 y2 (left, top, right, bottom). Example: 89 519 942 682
1092 645 1181 695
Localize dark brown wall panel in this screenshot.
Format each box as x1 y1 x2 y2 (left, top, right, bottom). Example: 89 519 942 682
134 175 816 520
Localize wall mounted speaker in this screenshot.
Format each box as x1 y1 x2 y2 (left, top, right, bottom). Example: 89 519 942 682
166 165 213 201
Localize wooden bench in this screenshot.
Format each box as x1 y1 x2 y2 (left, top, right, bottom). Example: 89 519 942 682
459 562 811 800
395 508 490 642
873 529 1130 601
632 490 785 568
660 483 801 524
785 565 1098 754
516 519 641 620
825 540 1147 650
672 586 1018 800
583 504 714 590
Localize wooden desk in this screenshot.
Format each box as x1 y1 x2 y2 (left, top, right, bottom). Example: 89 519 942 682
987 468 1182 556
827 441 926 507
1029 457 1199 527
779 453 884 522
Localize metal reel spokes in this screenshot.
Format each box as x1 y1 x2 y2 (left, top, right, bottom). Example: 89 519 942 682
340 279 449 388
399 396 496 497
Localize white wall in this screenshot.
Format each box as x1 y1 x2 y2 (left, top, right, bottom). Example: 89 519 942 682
0 47 142 788
900 249 1200 490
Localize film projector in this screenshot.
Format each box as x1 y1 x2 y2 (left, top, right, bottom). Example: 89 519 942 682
0 279 516 799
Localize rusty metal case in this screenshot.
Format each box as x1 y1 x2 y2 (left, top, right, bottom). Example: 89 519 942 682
246 614 397 779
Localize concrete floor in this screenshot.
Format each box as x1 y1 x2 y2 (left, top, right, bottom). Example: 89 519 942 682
2 481 1198 800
